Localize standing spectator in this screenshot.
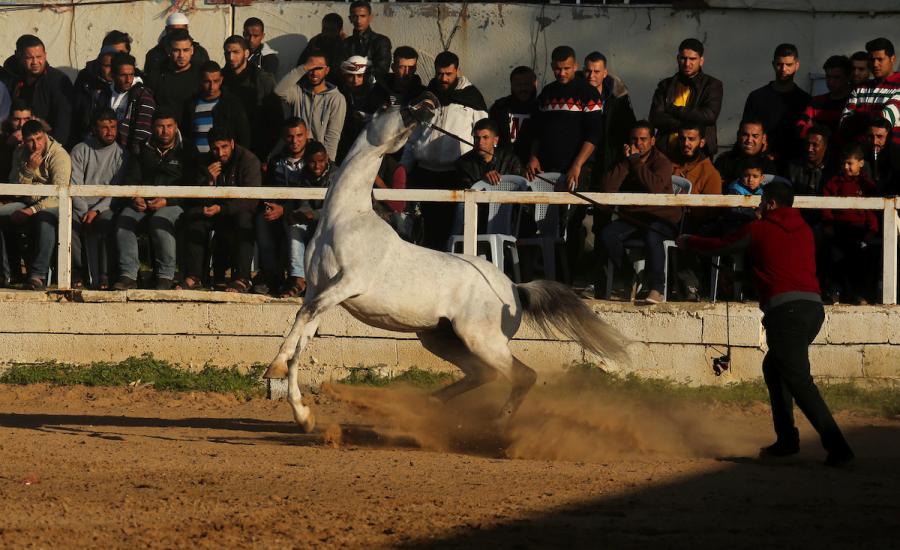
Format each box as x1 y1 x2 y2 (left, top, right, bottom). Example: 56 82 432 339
0 102 31 285
114 111 189 291
714 119 777 182
599 121 679 304
297 13 345 86
144 12 209 76
401 51 487 250
455 118 523 186
864 118 900 195
71 46 118 148
369 46 425 109
1 119 71 290
103 53 156 155
184 61 251 155
584 51 636 178
743 43 811 168
4 35 73 146
223 35 279 160
821 144 879 304
842 38 900 145
649 38 723 157
336 55 375 163
70 109 125 289
788 125 833 198
184 126 261 292
488 66 538 165
849 51 871 87
343 1 392 83
243 17 279 75
146 29 202 130
797 55 852 140
274 50 347 162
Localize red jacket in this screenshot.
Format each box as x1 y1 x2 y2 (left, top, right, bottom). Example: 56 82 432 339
821 173 879 235
687 207 820 309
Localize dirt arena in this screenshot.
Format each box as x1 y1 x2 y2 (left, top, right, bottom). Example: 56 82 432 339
1 382 898 549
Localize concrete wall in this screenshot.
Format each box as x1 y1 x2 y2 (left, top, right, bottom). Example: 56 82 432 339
1 2 898 142
1 289 898 387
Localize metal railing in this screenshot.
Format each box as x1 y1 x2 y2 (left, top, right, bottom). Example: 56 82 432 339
1 182 898 304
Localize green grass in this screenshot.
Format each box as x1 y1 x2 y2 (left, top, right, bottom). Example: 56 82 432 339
0 354 266 400
341 366 456 389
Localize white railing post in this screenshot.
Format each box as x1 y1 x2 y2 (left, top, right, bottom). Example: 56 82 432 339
56 182 72 290
462 190 477 256
883 198 899 305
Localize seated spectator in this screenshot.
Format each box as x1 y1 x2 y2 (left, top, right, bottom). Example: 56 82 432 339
243 17 279 75
0 101 31 286
145 29 202 131
796 55 852 141
372 155 412 240
336 55 375 163
841 38 900 144
789 125 833 197
0 119 71 290
297 12 345 86
488 66 538 165
821 144 879 304
864 118 900 196
5 34 73 146
714 119 777 182
222 35 279 160
184 61 251 154
257 118 309 295
649 38 723 157
144 12 210 76
281 141 336 298
184 126 261 292
584 52 636 179
71 46 118 147
275 49 347 161
599 121 678 304
114 111 189 291
743 43 811 168
343 1 391 83
401 50 487 250
455 118 523 186
723 157 766 231
104 53 156 154
369 46 426 110
70 109 125 289
850 50 871 87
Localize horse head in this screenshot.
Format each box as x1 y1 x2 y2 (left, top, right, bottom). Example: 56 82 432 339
361 92 440 155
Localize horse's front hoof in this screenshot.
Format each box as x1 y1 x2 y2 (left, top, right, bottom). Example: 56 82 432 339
298 409 316 433
264 359 289 379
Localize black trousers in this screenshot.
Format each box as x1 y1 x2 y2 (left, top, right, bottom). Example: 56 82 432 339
408 167 459 251
183 209 255 281
762 300 850 453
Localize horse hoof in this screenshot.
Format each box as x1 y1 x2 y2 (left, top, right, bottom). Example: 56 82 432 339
264 360 288 379
300 410 316 434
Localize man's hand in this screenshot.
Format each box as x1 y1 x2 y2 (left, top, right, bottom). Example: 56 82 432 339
147 198 167 211
484 170 501 185
525 156 541 181
82 210 99 225
26 150 42 171
10 208 34 225
132 197 147 212
202 204 221 217
304 58 326 72
564 164 581 191
262 201 283 221
207 161 222 182
675 234 692 249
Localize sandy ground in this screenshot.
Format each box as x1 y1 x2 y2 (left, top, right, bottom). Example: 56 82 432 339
0 383 898 549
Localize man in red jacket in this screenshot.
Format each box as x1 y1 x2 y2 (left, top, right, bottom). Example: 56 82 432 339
677 181 854 467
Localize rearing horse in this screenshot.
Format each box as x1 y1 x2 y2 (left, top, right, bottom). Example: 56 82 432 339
266 95 628 432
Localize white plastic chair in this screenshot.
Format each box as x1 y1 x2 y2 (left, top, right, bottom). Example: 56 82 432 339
604 175 691 300
447 175 529 281
516 172 570 282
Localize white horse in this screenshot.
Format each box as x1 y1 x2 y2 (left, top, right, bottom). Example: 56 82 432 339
266 95 628 432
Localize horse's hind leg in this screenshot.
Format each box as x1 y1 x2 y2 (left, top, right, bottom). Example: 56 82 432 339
285 315 321 433
417 327 498 403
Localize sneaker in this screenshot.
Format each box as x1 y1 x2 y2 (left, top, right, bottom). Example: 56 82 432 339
112 276 137 291
643 289 664 304
759 440 800 458
824 448 855 468
24 277 46 291
154 277 175 290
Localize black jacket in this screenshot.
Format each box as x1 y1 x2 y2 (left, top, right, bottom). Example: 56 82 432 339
488 93 537 165
144 40 210 76
145 63 201 130
71 60 110 148
2 56 74 146
182 90 252 154
297 33 346 86
194 144 261 214
223 64 280 159
455 146 523 186
596 74 637 182
649 70 723 156
369 73 426 109
124 140 191 206
865 142 900 196
343 28 392 82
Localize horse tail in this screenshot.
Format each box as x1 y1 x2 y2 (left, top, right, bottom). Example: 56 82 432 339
516 280 630 365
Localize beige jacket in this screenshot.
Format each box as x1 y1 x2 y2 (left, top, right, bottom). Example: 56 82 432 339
9 136 71 212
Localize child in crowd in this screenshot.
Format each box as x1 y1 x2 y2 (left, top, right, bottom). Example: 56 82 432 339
723 157 766 230
821 143 879 304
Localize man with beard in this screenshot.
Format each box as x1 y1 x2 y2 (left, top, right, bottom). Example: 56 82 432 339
143 12 209 76
274 50 347 161
401 50 487 250
145 29 202 131
71 46 119 148
184 62 251 155
864 118 900 196
102 53 156 154
488 66 538 165
649 38 722 158
297 13 345 86
222 35 279 160
336 55 375 164
743 43 811 168
369 46 425 109
842 38 900 145
714 119 778 183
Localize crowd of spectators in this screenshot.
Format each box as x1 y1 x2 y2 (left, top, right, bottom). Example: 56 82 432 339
0 2 897 304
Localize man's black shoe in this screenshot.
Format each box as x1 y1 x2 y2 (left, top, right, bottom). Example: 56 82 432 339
113 276 137 291
759 440 800 458
824 449 855 468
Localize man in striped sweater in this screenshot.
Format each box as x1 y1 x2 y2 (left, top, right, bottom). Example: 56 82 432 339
841 37 900 144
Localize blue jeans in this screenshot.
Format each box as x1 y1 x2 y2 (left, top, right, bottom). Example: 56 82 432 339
116 205 183 280
287 222 314 278
599 217 675 293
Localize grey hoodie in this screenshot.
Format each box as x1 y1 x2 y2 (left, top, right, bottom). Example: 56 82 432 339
274 65 347 161
69 135 126 217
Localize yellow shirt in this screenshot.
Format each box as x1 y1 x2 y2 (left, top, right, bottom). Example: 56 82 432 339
667 81 693 150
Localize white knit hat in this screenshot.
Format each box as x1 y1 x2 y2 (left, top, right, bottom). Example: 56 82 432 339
340 55 369 75
166 12 190 26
